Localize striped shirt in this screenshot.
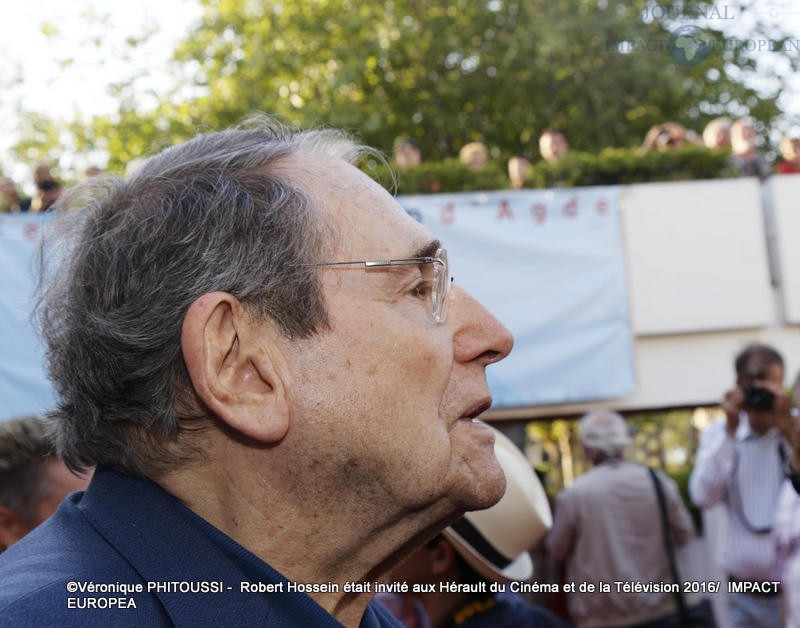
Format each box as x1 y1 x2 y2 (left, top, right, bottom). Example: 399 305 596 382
689 416 785 581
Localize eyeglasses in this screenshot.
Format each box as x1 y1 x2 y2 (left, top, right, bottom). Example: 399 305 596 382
314 247 451 323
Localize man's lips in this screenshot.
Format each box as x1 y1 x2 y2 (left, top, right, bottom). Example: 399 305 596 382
459 397 493 420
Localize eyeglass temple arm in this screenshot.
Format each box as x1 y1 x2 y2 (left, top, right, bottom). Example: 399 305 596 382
364 257 437 268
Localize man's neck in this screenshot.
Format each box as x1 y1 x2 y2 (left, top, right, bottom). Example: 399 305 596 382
158 451 458 627
742 411 775 438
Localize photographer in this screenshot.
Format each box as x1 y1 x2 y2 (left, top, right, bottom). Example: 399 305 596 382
689 343 789 628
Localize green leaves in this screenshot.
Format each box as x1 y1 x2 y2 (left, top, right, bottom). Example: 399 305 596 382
11 0 796 177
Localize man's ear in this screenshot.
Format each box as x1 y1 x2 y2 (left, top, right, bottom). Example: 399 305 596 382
181 292 290 443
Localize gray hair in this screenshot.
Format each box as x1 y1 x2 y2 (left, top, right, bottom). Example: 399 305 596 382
0 416 53 522
578 410 632 458
34 116 374 479
734 342 783 380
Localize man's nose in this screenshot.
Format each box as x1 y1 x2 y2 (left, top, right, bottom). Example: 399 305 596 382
448 285 514 366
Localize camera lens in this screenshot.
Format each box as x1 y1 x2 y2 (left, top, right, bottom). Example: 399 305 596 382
742 385 775 411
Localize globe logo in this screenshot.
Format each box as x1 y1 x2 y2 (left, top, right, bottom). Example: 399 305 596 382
668 25 712 67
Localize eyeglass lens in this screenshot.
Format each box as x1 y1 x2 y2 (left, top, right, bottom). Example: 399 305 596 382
432 248 449 323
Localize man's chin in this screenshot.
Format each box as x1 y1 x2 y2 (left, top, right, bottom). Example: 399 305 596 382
460 457 507 513
446 421 506 510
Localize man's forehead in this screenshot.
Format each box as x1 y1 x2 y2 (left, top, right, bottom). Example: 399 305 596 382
746 358 783 378
278 151 389 214
280 151 434 256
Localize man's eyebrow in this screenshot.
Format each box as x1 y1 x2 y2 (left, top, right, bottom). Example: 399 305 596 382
411 239 440 259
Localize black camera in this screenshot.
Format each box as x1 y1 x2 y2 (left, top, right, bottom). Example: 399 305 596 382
742 385 775 411
741 367 774 411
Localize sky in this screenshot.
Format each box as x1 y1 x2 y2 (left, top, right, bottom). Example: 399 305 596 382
1 0 201 189
3 0 800 192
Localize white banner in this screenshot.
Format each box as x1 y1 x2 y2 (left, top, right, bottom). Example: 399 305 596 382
398 187 635 408
0 214 54 419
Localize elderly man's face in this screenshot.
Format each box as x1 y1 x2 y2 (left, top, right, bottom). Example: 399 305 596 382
279 153 513 516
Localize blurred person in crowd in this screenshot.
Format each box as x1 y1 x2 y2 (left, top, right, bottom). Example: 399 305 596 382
0 116 513 626
30 163 61 212
538 131 569 165
702 117 732 150
459 142 489 171
81 165 103 180
380 427 568 628
393 138 422 169
774 370 800 628
0 178 31 213
639 122 701 153
548 410 694 627
507 156 532 189
730 118 770 180
689 343 793 627
0 416 90 553
775 133 800 175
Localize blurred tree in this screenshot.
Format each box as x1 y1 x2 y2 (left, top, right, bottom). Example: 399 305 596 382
11 0 798 173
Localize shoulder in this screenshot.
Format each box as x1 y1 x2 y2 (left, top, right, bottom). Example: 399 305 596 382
649 467 682 496
561 462 637 493
698 419 726 440
554 469 598 505
0 494 128 583
694 419 731 452
0 497 165 624
0 577 167 627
